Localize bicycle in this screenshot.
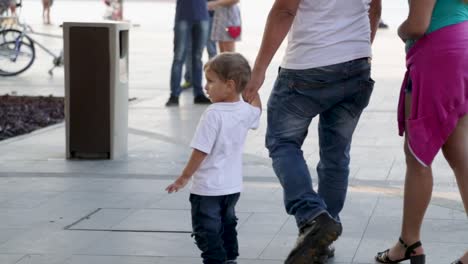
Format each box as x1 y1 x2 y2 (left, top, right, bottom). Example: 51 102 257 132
0 0 63 77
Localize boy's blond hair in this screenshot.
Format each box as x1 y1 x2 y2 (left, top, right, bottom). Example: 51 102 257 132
204 52 251 93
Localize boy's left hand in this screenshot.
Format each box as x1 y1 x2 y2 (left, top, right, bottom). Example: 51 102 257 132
165 176 190 193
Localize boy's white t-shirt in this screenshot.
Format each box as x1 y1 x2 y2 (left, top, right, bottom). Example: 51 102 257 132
189 100 261 196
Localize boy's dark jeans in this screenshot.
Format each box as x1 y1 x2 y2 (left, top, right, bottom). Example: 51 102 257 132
190 193 240 264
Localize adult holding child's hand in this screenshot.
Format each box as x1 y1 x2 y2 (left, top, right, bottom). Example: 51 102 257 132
242 69 265 104
245 0 381 263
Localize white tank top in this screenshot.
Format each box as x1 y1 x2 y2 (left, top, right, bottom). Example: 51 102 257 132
281 0 372 69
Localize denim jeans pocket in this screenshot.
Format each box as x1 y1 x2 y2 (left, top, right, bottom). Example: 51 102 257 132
285 79 336 117
347 78 375 116
291 78 329 90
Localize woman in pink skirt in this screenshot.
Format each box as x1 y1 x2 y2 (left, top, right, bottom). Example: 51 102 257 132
375 0 468 263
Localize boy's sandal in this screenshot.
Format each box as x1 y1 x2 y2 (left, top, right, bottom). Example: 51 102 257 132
375 237 426 264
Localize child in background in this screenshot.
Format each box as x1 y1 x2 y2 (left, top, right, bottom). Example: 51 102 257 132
209 0 242 52
166 52 261 264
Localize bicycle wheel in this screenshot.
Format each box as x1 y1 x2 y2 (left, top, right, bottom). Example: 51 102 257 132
0 40 35 76
0 29 33 46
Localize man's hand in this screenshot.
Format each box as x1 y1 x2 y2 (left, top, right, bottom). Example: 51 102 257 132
165 176 190 193
243 71 265 103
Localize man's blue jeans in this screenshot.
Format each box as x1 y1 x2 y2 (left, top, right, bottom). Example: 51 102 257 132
170 20 209 97
265 58 374 228
184 15 217 83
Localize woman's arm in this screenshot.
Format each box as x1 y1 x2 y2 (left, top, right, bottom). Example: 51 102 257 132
398 0 436 41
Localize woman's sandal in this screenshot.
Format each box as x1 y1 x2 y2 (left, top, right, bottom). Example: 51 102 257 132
375 237 426 264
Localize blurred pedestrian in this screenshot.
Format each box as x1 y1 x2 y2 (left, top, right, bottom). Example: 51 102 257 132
209 0 241 52
181 0 218 90
0 0 16 16
103 0 122 21
42 0 53 25
165 0 211 106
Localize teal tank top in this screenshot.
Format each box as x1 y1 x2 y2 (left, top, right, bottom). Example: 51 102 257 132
406 0 468 51
427 0 468 33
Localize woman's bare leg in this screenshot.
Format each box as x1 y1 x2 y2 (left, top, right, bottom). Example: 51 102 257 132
380 93 429 260
442 114 468 263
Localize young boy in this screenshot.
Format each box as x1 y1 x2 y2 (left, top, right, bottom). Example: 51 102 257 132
166 52 261 264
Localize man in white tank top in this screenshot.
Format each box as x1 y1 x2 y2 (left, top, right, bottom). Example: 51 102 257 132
243 0 381 263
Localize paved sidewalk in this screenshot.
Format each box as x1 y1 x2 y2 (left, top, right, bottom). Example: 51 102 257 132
0 1 466 263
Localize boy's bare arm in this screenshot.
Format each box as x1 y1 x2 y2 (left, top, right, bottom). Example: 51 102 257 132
165 149 208 193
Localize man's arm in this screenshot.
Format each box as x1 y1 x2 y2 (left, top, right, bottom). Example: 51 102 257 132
398 0 436 41
368 0 382 44
243 0 301 102
165 149 207 193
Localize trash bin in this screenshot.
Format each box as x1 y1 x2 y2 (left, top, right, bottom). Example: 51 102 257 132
64 22 130 159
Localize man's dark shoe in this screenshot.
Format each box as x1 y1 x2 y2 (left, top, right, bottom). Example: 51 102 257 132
285 213 342 264
325 244 335 258
225 260 237 264
378 20 389 29
165 96 179 106
194 95 211 104
312 244 335 263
